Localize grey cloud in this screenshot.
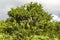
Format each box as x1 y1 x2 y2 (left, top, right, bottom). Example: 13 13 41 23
0 0 24 20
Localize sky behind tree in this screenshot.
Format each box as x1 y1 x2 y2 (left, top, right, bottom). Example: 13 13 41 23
0 0 60 21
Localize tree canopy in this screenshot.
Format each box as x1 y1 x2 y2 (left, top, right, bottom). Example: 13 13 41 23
0 2 60 40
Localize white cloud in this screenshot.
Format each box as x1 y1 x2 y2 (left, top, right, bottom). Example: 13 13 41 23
52 14 60 21
38 0 60 14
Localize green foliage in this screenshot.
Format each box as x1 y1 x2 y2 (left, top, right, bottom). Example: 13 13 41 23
8 2 52 22
0 2 60 40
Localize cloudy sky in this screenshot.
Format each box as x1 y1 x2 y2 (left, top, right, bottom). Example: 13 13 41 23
0 0 60 21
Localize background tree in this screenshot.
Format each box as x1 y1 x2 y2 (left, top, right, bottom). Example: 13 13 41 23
0 2 60 40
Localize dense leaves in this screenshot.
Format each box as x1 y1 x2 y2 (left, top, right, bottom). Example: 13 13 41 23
0 2 60 40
